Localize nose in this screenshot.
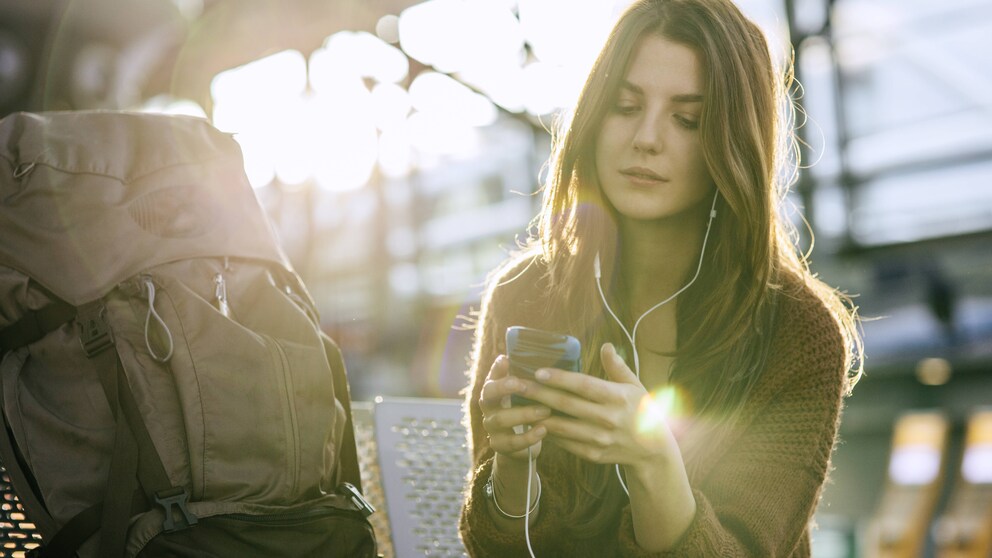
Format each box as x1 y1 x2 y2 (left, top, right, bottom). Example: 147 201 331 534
632 116 663 155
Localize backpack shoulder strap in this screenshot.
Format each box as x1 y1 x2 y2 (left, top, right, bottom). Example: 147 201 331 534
0 353 60 538
0 299 75 539
0 300 75 353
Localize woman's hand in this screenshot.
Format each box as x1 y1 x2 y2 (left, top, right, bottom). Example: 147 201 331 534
479 355 549 522
479 354 551 463
521 343 679 470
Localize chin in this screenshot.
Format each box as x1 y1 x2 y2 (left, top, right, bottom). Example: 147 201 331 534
614 201 705 224
615 207 673 221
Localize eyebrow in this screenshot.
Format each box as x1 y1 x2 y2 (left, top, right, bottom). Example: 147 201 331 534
620 81 703 103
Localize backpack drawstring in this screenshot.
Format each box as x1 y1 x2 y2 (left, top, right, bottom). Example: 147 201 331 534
143 278 174 362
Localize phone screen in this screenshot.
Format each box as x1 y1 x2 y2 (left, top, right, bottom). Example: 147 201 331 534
506 326 581 411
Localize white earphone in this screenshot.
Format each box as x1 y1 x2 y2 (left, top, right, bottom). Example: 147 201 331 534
595 189 719 496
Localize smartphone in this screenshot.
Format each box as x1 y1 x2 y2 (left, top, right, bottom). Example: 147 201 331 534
505 326 582 411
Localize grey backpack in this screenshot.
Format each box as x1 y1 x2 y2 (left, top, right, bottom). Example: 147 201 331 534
0 111 376 557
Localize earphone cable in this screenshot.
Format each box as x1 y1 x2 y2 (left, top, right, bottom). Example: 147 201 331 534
595 191 718 496
525 446 537 558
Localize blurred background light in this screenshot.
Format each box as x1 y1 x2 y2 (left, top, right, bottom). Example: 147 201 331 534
378 125 415 178
517 0 615 70
889 445 942 486
407 110 480 158
915 357 953 387
375 14 401 44
210 49 307 106
370 82 412 131
408 71 496 127
311 31 409 86
398 0 475 74
211 50 309 188
137 94 207 118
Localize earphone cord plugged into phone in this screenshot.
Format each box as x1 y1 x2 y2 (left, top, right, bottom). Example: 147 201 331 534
594 190 718 496
525 446 537 558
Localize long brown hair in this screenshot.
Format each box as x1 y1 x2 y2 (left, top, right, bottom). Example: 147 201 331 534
529 0 864 536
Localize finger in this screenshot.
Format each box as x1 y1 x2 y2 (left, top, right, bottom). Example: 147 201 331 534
550 436 612 465
541 416 614 447
601 343 639 384
489 424 547 454
482 404 551 433
489 354 510 380
480 358 519 413
516 381 611 423
531 368 612 404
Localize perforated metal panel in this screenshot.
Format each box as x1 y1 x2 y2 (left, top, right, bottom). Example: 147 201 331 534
0 467 42 557
372 397 469 558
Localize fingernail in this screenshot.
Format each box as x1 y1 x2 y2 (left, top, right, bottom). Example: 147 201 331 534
495 354 507 364
534 426 547 436
535 406 551 417
535 369 550 381
505 378 520 390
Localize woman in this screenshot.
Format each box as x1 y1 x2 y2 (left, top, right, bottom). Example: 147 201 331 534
458 0 862 556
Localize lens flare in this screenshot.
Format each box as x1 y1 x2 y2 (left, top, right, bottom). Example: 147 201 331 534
636 386 689 436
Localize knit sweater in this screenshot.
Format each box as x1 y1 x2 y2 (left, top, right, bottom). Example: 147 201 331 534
458 254 848 557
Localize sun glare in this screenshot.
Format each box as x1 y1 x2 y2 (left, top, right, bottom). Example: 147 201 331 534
636 386 689 436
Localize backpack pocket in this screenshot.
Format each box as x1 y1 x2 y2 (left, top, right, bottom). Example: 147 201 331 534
105 258 344 505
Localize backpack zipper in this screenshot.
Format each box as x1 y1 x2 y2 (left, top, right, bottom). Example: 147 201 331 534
213 273 230 318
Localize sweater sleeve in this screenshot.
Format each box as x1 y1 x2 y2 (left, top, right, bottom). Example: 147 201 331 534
616 293 848 557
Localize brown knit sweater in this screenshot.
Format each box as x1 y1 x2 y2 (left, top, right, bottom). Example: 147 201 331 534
458 254 848 557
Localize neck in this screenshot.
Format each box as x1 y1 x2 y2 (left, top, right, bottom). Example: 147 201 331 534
618 204 710 312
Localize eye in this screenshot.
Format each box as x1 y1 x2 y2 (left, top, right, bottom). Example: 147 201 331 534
612 102 640 116
675 115 699 130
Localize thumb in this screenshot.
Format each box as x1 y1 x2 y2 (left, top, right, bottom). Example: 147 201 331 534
601 343 638 384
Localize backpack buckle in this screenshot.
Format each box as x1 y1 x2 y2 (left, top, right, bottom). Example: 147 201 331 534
77 303 113 357
155 487 198 532
336 482 375 518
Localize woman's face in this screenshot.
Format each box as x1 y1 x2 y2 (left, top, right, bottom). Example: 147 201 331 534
595 35 714 222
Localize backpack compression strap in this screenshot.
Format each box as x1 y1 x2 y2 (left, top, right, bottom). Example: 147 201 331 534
77 301 198 557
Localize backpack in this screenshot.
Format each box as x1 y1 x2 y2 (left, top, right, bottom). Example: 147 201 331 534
0 110 378 557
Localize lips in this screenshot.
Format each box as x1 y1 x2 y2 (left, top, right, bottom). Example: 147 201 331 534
620 166 667 184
